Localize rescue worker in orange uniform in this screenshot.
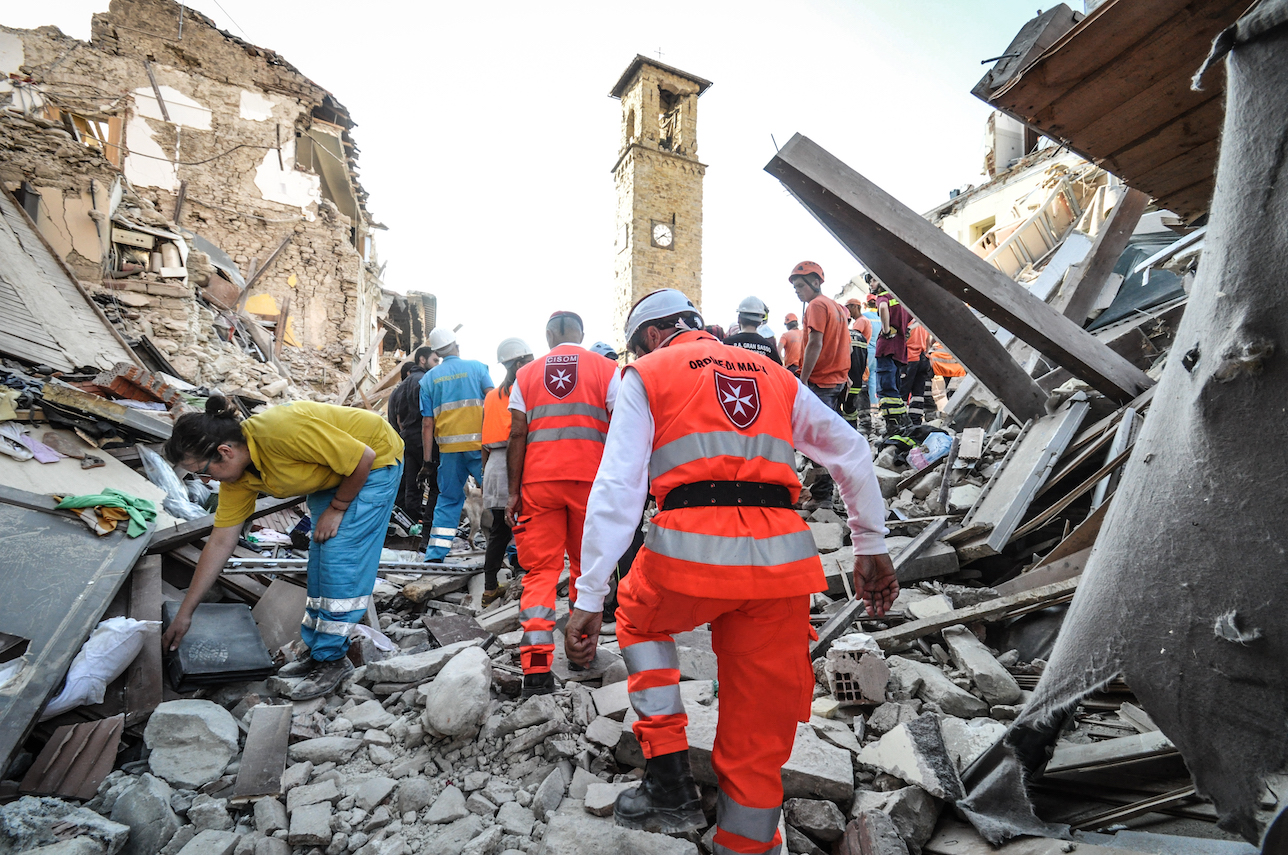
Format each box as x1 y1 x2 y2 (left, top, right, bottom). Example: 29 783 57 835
506 310 620 697
480 338 534 606
565 290 897 850
779 313 804 375
843 296 873 434
900 319 934 425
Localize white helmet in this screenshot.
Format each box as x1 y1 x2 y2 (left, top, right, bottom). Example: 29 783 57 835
427 327 456 353
737 296 768 321
624 289 702 347
497 337 532 364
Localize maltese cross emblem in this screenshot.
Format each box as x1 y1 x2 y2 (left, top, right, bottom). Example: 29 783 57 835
714 372 761 429
544 354 579 399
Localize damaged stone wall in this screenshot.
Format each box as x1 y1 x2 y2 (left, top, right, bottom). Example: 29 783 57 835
0 0 391 397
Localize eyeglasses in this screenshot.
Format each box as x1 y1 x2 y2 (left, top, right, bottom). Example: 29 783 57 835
193 457 216 477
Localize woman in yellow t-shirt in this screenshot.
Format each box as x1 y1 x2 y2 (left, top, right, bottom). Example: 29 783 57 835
161 396 404 700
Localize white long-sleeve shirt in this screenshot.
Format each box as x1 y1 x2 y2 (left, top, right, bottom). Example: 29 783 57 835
575 369 889 613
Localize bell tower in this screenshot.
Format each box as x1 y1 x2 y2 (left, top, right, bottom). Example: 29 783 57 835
609 55 711 349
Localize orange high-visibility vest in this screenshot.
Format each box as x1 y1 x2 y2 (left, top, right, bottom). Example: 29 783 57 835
515 344 616 484
631 330 826 600
481 386 512 446
929 342 966 377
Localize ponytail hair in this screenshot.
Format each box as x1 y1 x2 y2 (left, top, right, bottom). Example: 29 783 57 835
164 395 246 464
500 354 532 397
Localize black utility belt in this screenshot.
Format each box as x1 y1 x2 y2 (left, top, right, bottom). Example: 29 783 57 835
661 481 794 511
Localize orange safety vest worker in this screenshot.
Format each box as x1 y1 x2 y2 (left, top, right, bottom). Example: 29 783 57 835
929 341 967 377
481 387 512 446
511 344 618 676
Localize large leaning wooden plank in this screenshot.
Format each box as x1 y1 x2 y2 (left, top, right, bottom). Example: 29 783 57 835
0 486 153 774
765 135 1154 403
765 150 1049 421
1056 187 1151 324
950 400 1089 559
870 577 1080 651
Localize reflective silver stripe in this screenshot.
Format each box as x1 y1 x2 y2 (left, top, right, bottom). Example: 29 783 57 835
528 426 606 444
645 525 818 567
529 403 609 422
713 843 780 855
518 605 556 622
306 595 370 613
621 640 680 674
300 614 355 637
717 791 781 844
433 398 484 417
520 630 555 647
430 527 458 537
629 684 685 717
427 536 454 548
438 432 483 445
649 431 796 480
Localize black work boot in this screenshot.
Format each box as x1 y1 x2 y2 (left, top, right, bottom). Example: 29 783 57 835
277 654 320 678
521 671 555 698
287 657 354 701
614 750 705 835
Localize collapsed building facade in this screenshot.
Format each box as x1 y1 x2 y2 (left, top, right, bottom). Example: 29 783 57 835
0 0 432 400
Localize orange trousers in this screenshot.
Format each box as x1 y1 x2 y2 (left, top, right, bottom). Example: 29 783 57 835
515 479 589 674
617 567 814 855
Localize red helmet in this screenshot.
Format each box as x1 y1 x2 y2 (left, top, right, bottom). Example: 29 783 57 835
788 261 824 284
784 312 799 323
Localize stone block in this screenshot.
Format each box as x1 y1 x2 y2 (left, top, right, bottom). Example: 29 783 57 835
460 826 503 855
850 787 942 855
583 781 636 817
346 700 396 730
397 777 434 814
540 802 699 854
420 816 484 855
531 768 565 821
585 716 623 750
422 646 492 736
905 595 953 620
353 777 397 811
808 522 845 553
287 802 332 846
947 484 981 514
937 716 1007 773
188 795 232 831
887 658 988 719
254 839 290 855
495 692 565 738
253 798 287 835
867 701 921 736
111 773 181 855
784 798 846 842
495 801 534 837
885 537 959 583
363 638 485 684
841 811 909 855
425 785 467 824
940 625 1021 705
288 737 362 765
145 700 240 789
175 830 239 855
856 714 964 801
873 467 903 499
286 779 340 814
567 766 601 800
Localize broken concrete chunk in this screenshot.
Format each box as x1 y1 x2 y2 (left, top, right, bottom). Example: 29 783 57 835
867 701 922 736
784 798 846 842
541 803 699 854
856 714 964 801
396 777 434 814
287 737 362 765
253 797 287 836
906 595 953 621
496 692 565 737
787 824 827 855
584 781 636 817
495 801 535 836
873 466 904 498
286 778 340 814
111 773 181 855
936 716 1007 772
420 815 484 855
585 716 624 749
421 646 492 736
362 638 485 684
809 522 846 553
568 767 601 800
346 700 396 731
187 794 232 831
845 810 910 855
176 830 240 855
425 785 467 824
947 484 982 514
287 801 333 846
940 625 1022 705
144 700 240 789
887 658 988 719
850 787 941 855
531 767 565 821
353 777 397 812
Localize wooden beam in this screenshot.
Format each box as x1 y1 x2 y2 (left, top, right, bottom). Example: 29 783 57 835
765 146 1050 421
1056 187 1150 324
869 576 1080 650
765 135 1153 403
811 518 950 659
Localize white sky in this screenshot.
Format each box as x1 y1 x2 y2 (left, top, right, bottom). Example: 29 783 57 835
20 1 1066 382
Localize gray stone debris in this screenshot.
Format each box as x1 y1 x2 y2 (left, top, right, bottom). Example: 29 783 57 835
947 484 982 514
783 798 846 842
422 646 493 736
851 787 942 855
396 777 434 814
567 766 601 800
848 810 910 855
940 625 1022 705
808 522 845 553
856 714 965 801
419 815 484 855
286 779 340 814
0 796 130 855
868 700 922 736
144 700 240 789
495 801 535 836
346 699 396 730
253 798 287 835
872 466 903 498
787 824 827 855
584 716 623 749
254 839 290 855
287 801 333 846
460 826 503 855
175 830 240 855
425 785 467 824
187 794 232 831
496 692 565 737
354 776 397 811
110 773 181 855
465 791 497 817
362 637 485 684
888 657 989 719
541 801 699 854
583 781 636 817
531 767 565 821
937 715 1007 772
287 736 362 765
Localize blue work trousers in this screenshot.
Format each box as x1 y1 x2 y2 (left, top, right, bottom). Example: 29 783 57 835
303 461 402 661
424 449 482 560
876 356 908 420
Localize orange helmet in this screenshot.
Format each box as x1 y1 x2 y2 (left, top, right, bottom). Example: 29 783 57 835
784 312 799 323
844 297 863 307
788 261 824 284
